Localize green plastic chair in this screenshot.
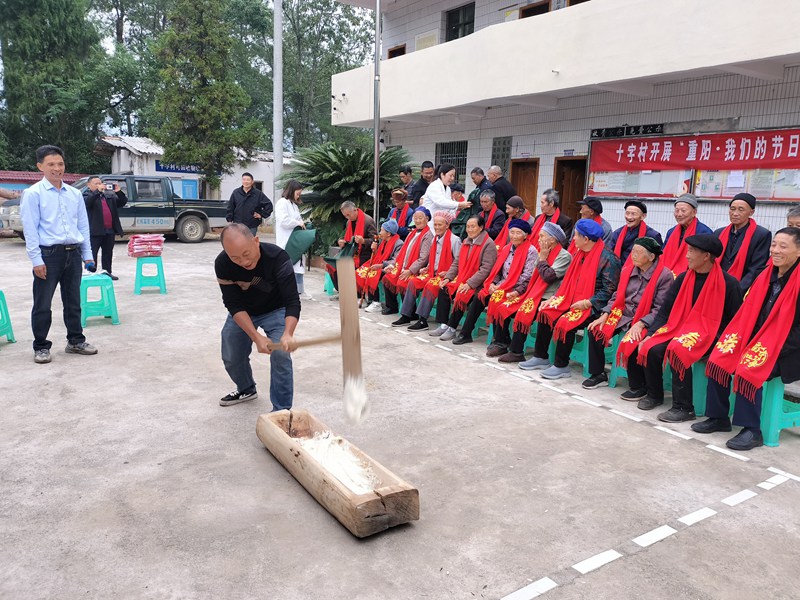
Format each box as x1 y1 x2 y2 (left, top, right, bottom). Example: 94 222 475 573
0 290 16 343
134 256 167 294
80 275 120 326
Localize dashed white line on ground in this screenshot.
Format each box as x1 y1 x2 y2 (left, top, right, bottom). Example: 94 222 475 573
632 525 677 547
434 344 453 352
413 336 430 343
458 353 479 361
654 426 693 440
510 372 533 382
539 383 567 394
500 577 559 600
609 409 643 422
678 506 717 526
570 394 602 407
721 489 758 506
706 444 750 461
572 549 623 575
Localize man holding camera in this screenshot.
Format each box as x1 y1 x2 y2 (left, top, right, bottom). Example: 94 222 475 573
83 176 128 280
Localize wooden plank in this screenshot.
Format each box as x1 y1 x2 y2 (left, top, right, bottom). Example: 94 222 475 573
256 409 419 538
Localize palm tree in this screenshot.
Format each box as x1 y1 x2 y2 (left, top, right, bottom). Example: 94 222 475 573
282 142 409 253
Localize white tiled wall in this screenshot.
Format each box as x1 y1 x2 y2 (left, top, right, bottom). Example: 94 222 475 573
383 65 800 237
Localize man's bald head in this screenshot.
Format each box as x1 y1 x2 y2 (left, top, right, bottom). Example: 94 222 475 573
221 223 261 269
221 222 254 244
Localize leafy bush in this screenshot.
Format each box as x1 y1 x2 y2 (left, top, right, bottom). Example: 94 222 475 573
281 142 409 255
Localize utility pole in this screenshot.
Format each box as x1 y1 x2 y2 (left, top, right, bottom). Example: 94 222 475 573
372 0 381 224
273 0 284 201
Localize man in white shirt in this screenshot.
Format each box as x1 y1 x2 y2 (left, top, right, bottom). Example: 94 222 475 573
20 145 98 364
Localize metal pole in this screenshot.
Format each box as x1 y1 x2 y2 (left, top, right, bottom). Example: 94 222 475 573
273 0 284 201
372 0 381 224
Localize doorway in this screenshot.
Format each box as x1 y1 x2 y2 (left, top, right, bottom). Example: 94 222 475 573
509 158 539 215
553 156 587 223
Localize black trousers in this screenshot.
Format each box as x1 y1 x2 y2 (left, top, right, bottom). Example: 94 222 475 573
587 327 647 390
32 245 85 351
448 295 487 337
533 320 577 369
433 288 452 324
705 378 763 429
90 232 116 273
642 341 693 408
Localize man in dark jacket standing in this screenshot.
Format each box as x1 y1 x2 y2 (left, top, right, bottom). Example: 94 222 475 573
83 176 128 280
487 165 517 213
226 172 273 235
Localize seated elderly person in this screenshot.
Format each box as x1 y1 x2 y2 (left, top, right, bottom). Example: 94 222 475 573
433 215 499 340
448 219 538 346
491 222 573 363
478 189 506 240
583 237 674 393
392 211 461 330
380 207 434 315
520 218 621 379
608 200 663 265
388 188 413 239
360 220 404 313
494 196 534 248
329 200 378 292
699 227 800 451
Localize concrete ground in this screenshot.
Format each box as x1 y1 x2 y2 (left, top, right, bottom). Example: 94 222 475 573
1 233 798 600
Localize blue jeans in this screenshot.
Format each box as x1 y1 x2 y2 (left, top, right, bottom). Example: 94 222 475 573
294 272 304 294
32 245 85 351
221 308 293 411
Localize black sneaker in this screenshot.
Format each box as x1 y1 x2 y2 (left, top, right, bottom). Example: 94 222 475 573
637 396 664 411
582 373 608 389
408 319 429 331
107 273 119 281
620 389 647 401
392 315 412 327
381 308 398 316
691 417 732 434
452 334 473 345
657 407 696 423
220 388 257 406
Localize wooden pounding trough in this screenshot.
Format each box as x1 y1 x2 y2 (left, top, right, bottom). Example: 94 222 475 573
256 409 419 538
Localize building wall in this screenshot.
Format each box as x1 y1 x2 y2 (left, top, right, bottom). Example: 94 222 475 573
383 65 800 236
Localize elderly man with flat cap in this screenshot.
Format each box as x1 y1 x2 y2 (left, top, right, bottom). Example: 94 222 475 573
661 193 713 275
635 234 743 422
573 196 613 245
519 218 620 378
388 188 413 240
714 192 771 292
608 200 662 265
494 196 534 248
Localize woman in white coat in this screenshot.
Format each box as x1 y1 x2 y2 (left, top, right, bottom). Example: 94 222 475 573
274 179 310 298
420 163 470 230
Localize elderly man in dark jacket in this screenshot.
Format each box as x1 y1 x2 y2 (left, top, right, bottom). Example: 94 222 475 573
226 172 273 235
83 176 128 280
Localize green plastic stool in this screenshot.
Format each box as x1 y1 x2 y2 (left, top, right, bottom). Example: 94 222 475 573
134 256 167 294
0 290 16 343
324 272 336 296
760 378 800 447
80 275 120 326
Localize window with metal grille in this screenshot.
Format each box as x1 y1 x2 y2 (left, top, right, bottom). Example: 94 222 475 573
491 137 513 178
435 140 469 184
445 3 475 42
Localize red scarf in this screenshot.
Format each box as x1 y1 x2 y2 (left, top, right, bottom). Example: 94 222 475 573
382 228 426 294
531 208 561 250
481 240 534 324
538 240 605 341
391 204 411 229
637 263 726 380
481 205 498 235
355 234 399 294
613 221 648 262
716 219 758 280
409 230 455 297
344 209 367 267
567 215 603 255
447 234 490 310
511 247 561 334
662 218 698 275
707 260 800 401
592 259 668 367
494 210 531 249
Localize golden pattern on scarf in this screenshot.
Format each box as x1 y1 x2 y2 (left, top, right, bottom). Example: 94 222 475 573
427 276 441 287
519 298 537 314
490 289 506 303
503 296 522 308
715 332 740 354
655 325 669 335
563 308 585 322
606 307 623 329
496 244 501 251
417 274 430 282
740 342 769 368
549 295 565 309
386 265 398 275
675 331 700 350
621 329 635 343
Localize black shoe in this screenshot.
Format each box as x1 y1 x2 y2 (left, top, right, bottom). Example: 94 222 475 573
219 387 257 406
408 319 429 331
108 273 119 281
620 389 647 401
582 373 608 389
486 343 508 358
726 428 763 451
691 417 732 434
657 407 696 423
452 334 473 345
498 352 526 363
637 396 664 411
381 308 398 316
392 316 412 327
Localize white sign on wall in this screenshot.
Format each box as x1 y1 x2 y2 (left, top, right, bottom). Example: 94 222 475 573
415 29 439 51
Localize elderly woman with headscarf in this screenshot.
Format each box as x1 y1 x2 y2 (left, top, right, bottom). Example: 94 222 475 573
393 211 462 330
433 215 499 340
360 219 404 313
582 237 674 393
380 207 434 315
447 218 539 345
493 222 573 362
519 218 621 379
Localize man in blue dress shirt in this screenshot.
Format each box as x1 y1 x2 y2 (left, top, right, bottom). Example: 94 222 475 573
20 145 99 364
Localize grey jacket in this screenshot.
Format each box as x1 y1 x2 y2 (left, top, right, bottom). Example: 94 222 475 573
601 259 674 330
444 230 499 289
493 244 539 295
388 228 434 274
536 247 573 300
